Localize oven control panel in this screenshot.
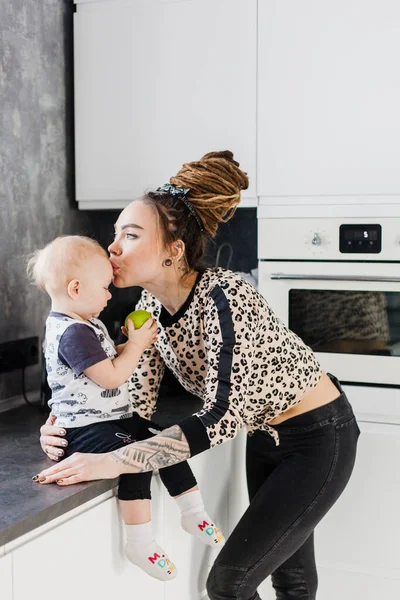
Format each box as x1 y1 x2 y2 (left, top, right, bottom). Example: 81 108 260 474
339 224 382 253
257 217 399 261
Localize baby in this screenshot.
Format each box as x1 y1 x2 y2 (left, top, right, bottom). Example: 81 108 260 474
28 235 224 581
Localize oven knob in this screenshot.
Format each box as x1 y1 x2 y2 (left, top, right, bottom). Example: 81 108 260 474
311 232 322 246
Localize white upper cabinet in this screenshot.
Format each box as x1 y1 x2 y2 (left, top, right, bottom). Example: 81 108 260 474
74 0 257 209
257 0 400 200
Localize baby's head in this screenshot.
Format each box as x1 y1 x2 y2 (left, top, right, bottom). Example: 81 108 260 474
27 236 113 320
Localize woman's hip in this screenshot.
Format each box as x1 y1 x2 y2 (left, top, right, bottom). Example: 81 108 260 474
268 371 346 426
247 377 360 485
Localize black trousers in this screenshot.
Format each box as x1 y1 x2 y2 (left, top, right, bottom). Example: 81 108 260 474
64 413 197 500
207 374 360 600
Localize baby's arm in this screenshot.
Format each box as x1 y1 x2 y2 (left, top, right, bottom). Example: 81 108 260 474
84 319 157 389
115 342 127 356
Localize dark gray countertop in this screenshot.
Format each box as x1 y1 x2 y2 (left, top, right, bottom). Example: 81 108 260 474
0 392 202 548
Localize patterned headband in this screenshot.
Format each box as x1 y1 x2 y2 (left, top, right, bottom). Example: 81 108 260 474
157 183 205 232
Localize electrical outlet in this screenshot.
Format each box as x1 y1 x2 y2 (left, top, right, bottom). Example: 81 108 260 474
0 336 40 373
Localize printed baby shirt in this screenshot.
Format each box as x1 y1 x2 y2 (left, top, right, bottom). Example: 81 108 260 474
44 312 132 428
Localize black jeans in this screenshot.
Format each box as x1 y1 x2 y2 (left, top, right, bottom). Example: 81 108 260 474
64 413 197 500
207 374 360 600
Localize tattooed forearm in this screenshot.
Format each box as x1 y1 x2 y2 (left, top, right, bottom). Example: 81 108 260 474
111 425 191 473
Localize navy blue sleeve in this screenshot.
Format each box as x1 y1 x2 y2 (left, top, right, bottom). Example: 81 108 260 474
58 324 109 375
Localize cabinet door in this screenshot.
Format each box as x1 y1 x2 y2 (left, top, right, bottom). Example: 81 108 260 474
12 492 165 600
314 421 400 599
0 553 13 600
74 0 257 209
258 0 400 200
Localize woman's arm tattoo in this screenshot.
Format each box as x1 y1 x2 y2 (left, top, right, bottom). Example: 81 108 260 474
111 425 191 473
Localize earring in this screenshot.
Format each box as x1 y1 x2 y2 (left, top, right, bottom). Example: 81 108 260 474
163 258 173 267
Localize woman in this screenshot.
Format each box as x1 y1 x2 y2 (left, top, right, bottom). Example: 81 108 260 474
35 151 360 600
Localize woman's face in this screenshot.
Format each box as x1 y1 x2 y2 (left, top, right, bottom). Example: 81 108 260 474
108 200 168 288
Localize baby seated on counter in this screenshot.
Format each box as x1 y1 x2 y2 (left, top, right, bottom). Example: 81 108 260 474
27 235 224 581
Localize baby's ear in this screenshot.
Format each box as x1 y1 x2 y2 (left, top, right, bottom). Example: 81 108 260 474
67 279 80 299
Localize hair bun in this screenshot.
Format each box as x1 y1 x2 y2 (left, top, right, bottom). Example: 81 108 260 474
200 151 248 191
169 150 249 237
201 150 238 167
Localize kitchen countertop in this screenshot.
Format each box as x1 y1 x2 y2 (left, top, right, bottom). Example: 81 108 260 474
0 391 202 548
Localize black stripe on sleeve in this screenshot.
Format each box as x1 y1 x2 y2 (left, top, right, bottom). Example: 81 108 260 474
198 285 235 428
177 285 236 456
179 415 211 456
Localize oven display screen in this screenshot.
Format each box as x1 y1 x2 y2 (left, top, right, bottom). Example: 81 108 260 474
340 224 381 253
289 290 400 356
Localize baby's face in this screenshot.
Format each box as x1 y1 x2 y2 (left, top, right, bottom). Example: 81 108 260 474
77 254 114 319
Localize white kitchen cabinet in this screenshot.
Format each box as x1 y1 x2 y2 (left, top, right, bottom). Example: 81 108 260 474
12 487 165 600
74 0 257 210
0 553 13 600
314 420 400 599
258 0 400 201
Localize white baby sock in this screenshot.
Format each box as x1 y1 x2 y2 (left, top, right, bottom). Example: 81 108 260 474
125 522 177 581
175 490 225 548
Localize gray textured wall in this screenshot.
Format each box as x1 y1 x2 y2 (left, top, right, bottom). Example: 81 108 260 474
0 1 118 403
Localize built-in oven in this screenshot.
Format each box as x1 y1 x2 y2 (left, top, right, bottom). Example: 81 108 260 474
258 217 400 387
256 215 400 599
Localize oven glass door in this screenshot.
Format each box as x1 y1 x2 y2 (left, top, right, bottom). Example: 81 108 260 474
259 261 400 386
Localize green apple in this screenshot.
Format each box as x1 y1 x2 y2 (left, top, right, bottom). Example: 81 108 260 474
124 309 152 330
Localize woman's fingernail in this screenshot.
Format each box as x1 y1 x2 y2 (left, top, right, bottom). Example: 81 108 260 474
39 477 46 483
59 429 66 436
57 449 64 456
61 440 68 447
32 475 39 481
56 479 63 484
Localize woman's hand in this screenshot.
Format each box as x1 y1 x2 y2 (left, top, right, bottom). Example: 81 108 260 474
34 424 190 485
40 414 68 461
32 452 121 486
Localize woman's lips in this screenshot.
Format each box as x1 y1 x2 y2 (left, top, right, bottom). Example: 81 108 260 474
111 263 120 273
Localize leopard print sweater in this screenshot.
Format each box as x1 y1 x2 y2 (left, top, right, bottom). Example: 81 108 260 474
128 268 322 453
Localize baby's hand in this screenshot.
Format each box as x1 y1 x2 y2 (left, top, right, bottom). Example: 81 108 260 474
126 318 158 351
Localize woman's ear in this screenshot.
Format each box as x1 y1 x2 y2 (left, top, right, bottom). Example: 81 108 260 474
170 239 186 262
67 279 80 300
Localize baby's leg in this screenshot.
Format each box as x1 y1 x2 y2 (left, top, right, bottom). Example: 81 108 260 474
118 474 177 580
173 486 225 548
143 432 225 548
120 495 177 581
119 497 151 525
65 418 177 581
122 473 225 550
126 415 225 549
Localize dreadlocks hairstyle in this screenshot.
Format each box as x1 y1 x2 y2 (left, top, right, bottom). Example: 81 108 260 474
142 150 249 271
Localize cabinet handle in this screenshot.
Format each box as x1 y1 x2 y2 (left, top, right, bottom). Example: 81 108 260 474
270 274 400 283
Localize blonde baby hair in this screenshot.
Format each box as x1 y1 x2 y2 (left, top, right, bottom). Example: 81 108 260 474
27 235 108 295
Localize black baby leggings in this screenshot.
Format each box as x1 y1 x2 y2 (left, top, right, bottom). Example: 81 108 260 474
64 412 197 500
206 374 360 600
